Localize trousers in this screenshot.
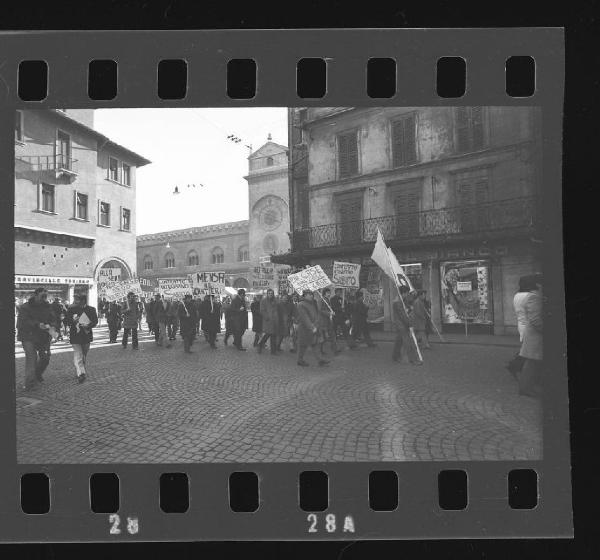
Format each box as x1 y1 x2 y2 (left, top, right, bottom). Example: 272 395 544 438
72 343 90 378
157 322 170 347
392 327 420 363
22 340 51 388
298 342 325 363
122 327 138 348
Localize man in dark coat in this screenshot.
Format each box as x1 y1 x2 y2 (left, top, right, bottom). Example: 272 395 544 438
50 297 66 341
351 291 377 347
257 289 279 354
17 287 56 390
66 293 98 383
106 300 122 343
178 294 198 353
392 286 422 365
330 288 357 350
167 298 180 341
318 287 341 355
296 290 330 367
121 292 142 350
201 295 221 349
230 289 248 350
250 294 263 347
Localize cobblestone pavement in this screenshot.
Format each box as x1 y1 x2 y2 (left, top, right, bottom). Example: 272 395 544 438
15 327 542 463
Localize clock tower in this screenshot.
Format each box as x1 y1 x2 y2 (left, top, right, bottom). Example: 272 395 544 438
245 135 290 265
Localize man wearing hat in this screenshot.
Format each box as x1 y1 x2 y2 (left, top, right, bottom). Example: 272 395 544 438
230 288 249 350
296 289 330 367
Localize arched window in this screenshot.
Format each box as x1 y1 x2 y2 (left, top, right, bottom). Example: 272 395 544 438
187 250 199 266
237 245 250 262
234 277 250 289
143 255 153 270
266 156 274 167
211 247 224 264
165 252 175 268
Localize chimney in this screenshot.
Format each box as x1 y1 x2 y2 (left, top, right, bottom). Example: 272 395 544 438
267 132 272 141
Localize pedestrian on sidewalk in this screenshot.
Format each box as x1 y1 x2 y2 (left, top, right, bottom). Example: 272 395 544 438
412 290 431 350
179 294 198 353
67 294 98 383
351 291 377 347
17 287 55 390
257 288 279 354
251 294 263 347
121 292 141 350
106 300 122 343
392 285 422 366
517 273 543 398
330 288 357 350
507 275 536 377
201 295 221 349
297 290 330 367
230 289 248 351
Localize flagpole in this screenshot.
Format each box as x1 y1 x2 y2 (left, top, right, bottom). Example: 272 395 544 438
380 232 423 363
315 289 334 314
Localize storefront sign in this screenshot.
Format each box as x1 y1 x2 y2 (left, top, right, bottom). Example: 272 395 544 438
158 278 192 299
332 261 361 288
288 265 332 295
15 275 92 285
188 271 226 297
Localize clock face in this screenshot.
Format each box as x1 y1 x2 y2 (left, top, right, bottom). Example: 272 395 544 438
256 196 285 231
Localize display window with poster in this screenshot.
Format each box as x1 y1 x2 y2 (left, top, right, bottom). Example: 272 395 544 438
362 264 385 326
440 260 493 333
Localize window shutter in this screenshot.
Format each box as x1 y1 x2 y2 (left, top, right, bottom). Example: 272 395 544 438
97 199 101 225
73 190 77 218
471 107 484 150
392 121 403 167
338 132 358 178
403 115 417 163
456 108 469 152
119 206 123 230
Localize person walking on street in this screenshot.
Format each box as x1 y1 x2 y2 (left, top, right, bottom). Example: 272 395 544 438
107 300 122 343
507 275 536 377
201 295 221 349
276 294 294 352
330 288 357 350
411 290 431 350
137 298 145 331
167 298 179 341
317 288 340 356
517 274 543 398
121 292 141 350
222 296 233 345
230 289 248 351
50 297 66 342
17 287 56 390
392 286 422 365
178 294 198 353
290 293 300 353
67 294 98 383
151 294 171 348
351 291 377 347
250 294 263 347
257 289 279 354
296 290 330 367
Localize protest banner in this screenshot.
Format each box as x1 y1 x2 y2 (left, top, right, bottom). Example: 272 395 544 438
332 261 361 288
251 264 276 291
158 277 192 299
188 271 226 297
276 266 292 294
100 279 143 302
287 265 332 295
98 267 122 281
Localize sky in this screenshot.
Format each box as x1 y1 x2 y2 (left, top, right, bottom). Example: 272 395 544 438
94 108 288 235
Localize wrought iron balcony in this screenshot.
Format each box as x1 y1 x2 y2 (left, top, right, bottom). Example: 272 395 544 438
15 154 78 183
292 196 537 251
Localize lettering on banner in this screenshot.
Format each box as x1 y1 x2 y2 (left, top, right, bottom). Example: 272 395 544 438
188 271 226 298
100 280 143 302
287 265 332 295
332 261 361 288
158 278 192 299
251 264 276 291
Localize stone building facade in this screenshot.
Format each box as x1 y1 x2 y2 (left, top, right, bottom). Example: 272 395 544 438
275 107 543 335
14 109 150 306
137 136 290 292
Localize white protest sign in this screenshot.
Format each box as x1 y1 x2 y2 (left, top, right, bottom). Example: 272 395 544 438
332 261 361 288
100 279 143 302
287 265 332 295
99 267 122 281
158 277 192 299
188 271 226 297
457 281 472 292
251 264 276 291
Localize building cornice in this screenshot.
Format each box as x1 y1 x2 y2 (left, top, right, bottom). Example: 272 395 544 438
15 224 96 241
137 220 250 243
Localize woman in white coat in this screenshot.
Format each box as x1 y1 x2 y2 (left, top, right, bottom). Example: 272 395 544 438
517 274 543 397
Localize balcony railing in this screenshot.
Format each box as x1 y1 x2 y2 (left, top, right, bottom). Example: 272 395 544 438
292 196 537 251
16 154 78 173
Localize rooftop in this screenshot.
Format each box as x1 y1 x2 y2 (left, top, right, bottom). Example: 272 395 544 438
137 220 249 242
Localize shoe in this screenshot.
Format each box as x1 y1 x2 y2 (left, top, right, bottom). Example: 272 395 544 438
318 359 330 366
237 347 247 351
297 360 309 367
35 371 44 382
78 373 86 383
132 346 139 350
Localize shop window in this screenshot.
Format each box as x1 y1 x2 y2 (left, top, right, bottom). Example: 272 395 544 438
144 255 153 270
391 114 417 167
122 163 131 186
337 130 359 178
238 246 249 262
120 207 131 231
39 183 55 213
187 250 199 266
98 201 110 226
108 156 120 182
165 252 175 269
74 191 88 220
211 247 224 264
440 260 492 327
455 107 485 153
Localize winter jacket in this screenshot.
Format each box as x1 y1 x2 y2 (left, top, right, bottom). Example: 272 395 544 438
260 296 279 335
67 304 98 345
178 300 198 338
392 298 412 331
410 297 427 331
120 300 142 329
16 297 56 345
250 300 263 333
200 299 221 333
519 291 543 361
297 299 319 346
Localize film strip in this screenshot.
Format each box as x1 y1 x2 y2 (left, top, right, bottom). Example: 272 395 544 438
0 29 570 542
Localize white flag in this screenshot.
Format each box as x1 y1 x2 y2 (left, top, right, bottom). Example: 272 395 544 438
370 229 396 281
387 247 414 291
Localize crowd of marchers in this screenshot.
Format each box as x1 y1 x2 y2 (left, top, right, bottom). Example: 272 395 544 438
15 274 543 399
